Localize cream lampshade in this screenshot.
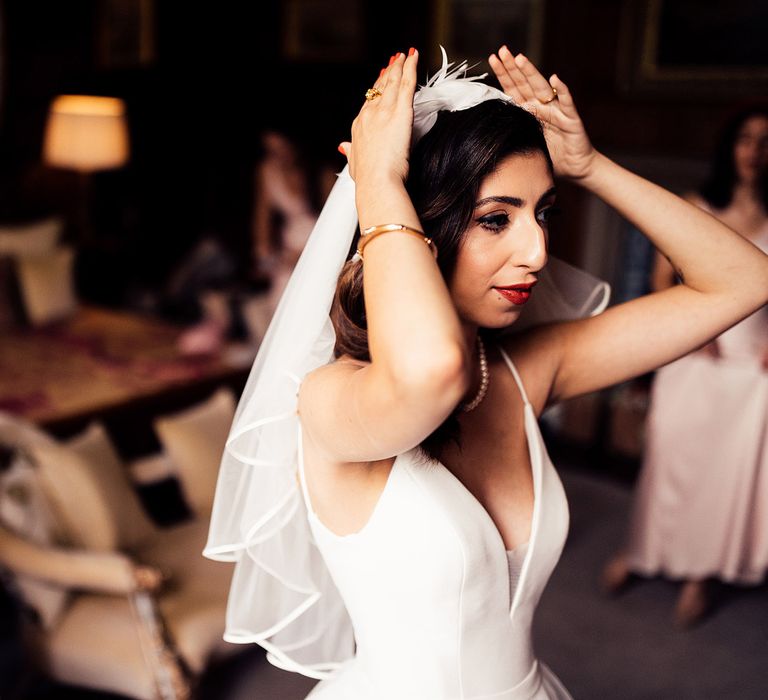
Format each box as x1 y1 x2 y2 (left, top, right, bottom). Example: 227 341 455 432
43 95 129 172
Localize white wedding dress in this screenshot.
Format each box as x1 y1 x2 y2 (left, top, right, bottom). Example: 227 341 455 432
297 346 573 699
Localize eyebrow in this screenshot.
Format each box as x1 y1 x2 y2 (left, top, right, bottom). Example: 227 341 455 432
474 186 557 209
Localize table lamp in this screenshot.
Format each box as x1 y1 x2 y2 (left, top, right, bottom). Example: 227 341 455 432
43 95 130 242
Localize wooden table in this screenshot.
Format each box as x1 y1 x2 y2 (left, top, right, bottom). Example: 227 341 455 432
0 306 252 455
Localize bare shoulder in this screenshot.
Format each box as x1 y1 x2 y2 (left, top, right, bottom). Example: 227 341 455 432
302 356 367 386
496 323 564 416
299 347 469 464
297 357 370 468
297 357 366 452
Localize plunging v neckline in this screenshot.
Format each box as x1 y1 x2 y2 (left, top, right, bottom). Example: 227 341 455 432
436 406 536 546
299 343 542 613
435 399 541 615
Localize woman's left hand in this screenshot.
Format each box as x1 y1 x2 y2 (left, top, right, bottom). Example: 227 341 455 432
489 46 597 181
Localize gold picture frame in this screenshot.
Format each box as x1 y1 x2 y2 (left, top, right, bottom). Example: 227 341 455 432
97 0 155 69
618 0 768 98
431 0 546 72
282 0 364 62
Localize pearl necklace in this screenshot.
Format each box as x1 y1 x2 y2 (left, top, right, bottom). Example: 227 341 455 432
460 334 489 412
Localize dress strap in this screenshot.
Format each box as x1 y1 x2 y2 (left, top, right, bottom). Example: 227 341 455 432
496 344 532 408
295 419 315 514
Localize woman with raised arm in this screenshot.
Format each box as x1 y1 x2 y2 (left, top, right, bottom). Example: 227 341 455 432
602 105 768 628
205 47 768 699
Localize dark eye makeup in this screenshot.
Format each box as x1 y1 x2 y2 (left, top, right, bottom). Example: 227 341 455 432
475 205 562 233
537 205 562 224
476 211 509 231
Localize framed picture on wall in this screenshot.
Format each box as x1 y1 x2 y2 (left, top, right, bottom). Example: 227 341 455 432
618 0 768 98
97 0 155 69
431 0 546 71
282 0 364 62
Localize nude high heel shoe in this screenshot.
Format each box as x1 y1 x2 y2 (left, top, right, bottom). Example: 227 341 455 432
673 579 713 628
599 552 633 595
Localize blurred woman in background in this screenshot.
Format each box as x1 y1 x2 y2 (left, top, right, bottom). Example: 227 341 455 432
602 105 768 627
177 130 335 354
245 130 336 342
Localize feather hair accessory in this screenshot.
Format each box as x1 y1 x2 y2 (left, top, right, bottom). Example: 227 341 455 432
349 48 511 263
412 46 512 144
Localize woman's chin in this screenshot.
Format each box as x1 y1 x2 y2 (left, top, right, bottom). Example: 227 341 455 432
736 166 761 185
473 308 524 330
456 296 527 329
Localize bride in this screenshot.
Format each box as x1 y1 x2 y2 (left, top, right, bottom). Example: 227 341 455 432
205 47 768 699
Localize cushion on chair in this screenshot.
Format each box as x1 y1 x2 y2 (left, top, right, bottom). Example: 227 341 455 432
0 453 70 629
153 388 236 518
0 412 69 629
46 593 157 700
29 423 156 551
1 411 236 693
128 452 177 485
15 245 77 326
48 523 236 695
133 518 235 673
0 217 62 257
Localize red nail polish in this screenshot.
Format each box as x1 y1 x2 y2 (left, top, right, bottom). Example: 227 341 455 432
379 68 385 78
408 47 415 57
388 55 395 66
337 145 345 155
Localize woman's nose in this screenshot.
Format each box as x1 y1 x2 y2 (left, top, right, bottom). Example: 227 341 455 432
515 217 548 271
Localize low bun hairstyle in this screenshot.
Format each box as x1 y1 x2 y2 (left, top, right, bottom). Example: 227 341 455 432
330 99 552 461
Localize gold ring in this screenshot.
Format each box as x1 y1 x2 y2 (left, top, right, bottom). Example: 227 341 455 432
541 87 558 104
365 87 383 101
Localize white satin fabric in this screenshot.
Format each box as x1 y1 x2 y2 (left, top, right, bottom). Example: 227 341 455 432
299 347 573 699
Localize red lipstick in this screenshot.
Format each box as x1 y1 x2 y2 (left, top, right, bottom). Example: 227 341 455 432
493 281 536 306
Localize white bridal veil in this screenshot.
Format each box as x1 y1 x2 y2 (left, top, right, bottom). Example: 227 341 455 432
203 49 610 679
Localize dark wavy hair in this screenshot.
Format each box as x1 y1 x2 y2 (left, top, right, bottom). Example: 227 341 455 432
330 99 552 462
699 103 768 210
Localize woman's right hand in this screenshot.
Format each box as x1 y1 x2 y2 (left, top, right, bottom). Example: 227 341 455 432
339 50 418 186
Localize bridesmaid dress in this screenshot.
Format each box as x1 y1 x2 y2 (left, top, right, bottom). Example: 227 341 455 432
626 218 768 584
297 346 573 699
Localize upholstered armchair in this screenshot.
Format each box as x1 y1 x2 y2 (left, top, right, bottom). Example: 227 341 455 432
0 391 238 699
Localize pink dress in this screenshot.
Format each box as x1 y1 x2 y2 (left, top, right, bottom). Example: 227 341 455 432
626 215 768 584
244 160 317 343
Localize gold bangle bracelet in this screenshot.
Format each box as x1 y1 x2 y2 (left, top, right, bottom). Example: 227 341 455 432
356 224 438 259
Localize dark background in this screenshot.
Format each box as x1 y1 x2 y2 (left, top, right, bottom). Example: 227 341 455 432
2 4 767 697
1 0 760 301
